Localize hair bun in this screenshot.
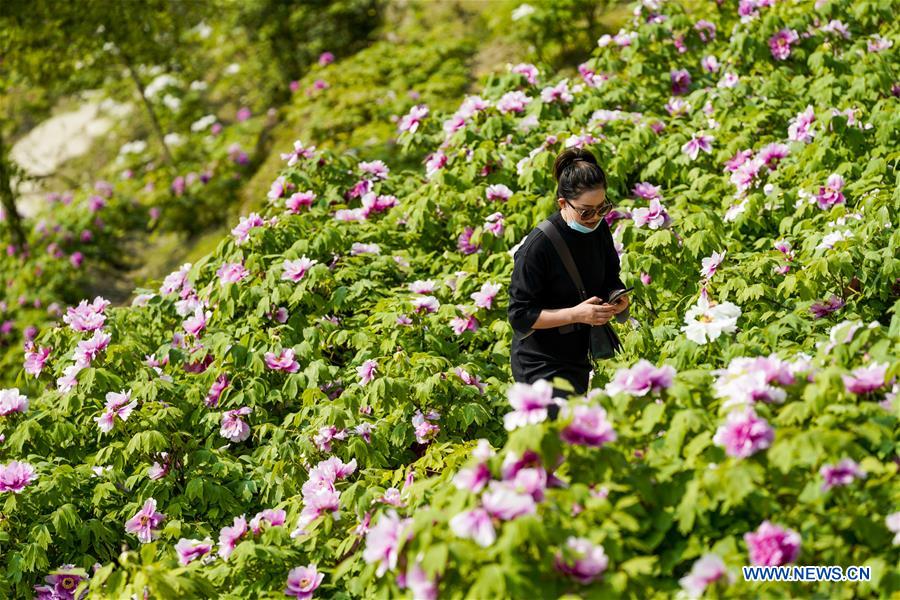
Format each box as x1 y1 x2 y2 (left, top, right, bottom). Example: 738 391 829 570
553 147 598 181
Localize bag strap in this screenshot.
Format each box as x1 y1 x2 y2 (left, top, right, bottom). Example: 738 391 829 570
536 220 587 301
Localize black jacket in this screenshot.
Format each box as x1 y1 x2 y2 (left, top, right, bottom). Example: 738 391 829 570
507 210 628 390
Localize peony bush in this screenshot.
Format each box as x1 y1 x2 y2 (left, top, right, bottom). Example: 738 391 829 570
1 0 899 598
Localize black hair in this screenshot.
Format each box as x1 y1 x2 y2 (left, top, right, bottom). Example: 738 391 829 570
553 147 607 201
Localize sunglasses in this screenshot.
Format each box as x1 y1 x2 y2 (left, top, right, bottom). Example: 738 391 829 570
564 198 613 220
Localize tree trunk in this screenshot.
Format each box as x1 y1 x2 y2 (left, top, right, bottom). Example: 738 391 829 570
0 131 26 249
120 52 175 168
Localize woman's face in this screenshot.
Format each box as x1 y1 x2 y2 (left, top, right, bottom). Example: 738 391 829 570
557 188 608 227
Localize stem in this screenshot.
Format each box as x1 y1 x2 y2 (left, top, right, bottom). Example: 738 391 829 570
119 51 175 168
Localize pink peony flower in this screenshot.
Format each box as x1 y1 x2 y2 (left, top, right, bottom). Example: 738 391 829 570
175 538 213 566
769 28 799 60
231 213 266 245
265 348 300 373
482 480 536 520
454 367 487 394
73 330 112 369
631 198 671 229
218 515 248 559
357 359 378 385
744 521 801 566
95 390 137 433
411 410 440 444
285 564 324 599
504 379 560 430
541 79 574 104
842 362 888 394
484 212 505 236
605 360 676 396
398 104 429 134
280 140 317 166
33 563 87 599
679 554 733 597
496 91 532 114
788 105 816 143
554 537 609 584
633 182 662 200
411 295 440 313
282 257 318 282
63 297 110 332
0 460 37 493
485 184 512 202
510 63 539 85
682 133 714 160
217 262 249 285
470 282 501 310
560 404 617 447
220 407 253 442
363 510 413 577
0 388 29 416
700 250 726 279
713 408 774 458
671 69 692 95
182 307 210 336
250 508 287 534
124 498 165 543
424 150 448 178
449 508 495 547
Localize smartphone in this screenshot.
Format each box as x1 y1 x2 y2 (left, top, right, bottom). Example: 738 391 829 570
607 287 634 304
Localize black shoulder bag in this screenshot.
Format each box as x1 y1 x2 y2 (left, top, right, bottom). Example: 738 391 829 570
519 219 622 360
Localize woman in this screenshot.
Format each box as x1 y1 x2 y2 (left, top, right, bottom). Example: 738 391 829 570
507 147 630 402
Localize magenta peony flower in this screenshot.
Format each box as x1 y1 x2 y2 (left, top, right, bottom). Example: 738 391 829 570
809 294 845 319
453 367 487 394
554 537 609 584
453 462 491 494
231 213 267 245
758 142 790 170
820 458 866 491
540 79 574 104
175 538 213 566
560 404 617 447
769 28 799 60
671 69 692 95
286 190 316 213
815 173 846 209
285 564 324 599
218 515 248 559
265 348 300 373
713 408 774 458
318 51 335 65
33 564 87 600
457 227 480 255
220 407 253 442
424 150 448 178
124 497 165 543
206 374 230 407
0 388 29 416
449 508 495 547
842 362 888 394
744 521 801 566
363 509 413 577
282 257 318 282
0 460 37 493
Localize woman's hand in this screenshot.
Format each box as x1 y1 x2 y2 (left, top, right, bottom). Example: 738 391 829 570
609 294 630 315
570 296 617 326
